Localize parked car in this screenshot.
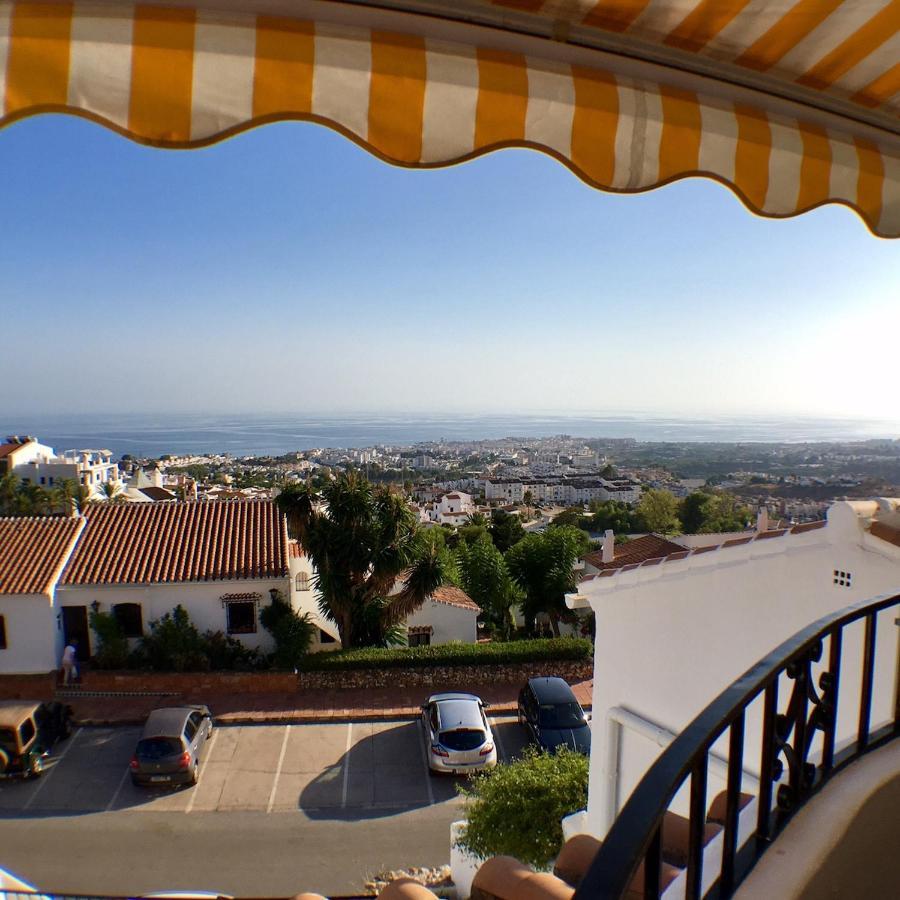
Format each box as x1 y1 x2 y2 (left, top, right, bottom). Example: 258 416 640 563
130 705 213 787
518 677 591 755
0 700 73 779
421 692 497 775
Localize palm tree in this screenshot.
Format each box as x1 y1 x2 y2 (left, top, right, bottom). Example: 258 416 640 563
99 480 125 502
276 471 446 648
0 472 18 516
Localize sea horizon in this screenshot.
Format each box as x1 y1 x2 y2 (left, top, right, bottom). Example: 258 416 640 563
1 411 898 460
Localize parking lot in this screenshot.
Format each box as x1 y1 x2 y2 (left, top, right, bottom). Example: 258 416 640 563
0 715 532 895
0 715 531 818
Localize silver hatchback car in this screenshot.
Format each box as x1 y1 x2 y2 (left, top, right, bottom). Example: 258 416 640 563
422 692 497 775
130 705 213 787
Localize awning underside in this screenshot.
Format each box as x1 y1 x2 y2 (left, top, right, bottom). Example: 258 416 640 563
1 0 898 236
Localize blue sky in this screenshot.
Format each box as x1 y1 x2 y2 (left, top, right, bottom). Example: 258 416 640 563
1 113 898 422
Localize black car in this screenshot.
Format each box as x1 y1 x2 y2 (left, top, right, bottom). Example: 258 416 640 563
518 677 591 755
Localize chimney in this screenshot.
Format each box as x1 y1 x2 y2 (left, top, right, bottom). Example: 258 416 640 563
756 506 769 533
602 529 615 564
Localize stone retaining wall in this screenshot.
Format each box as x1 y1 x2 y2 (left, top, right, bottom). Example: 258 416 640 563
0 660 592 698
296 659 593 690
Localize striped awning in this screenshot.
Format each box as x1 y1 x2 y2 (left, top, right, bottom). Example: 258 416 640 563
1 0 898 235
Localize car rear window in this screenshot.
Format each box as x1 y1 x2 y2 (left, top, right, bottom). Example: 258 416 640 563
538 702 586 729
0 726 16 751
136 737 182 759
439 729 486 751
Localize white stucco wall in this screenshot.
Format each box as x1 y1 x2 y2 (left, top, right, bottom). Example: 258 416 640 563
579 501 900 838
406 599 478 645
56 577 291 655
0 594 58 673
288 551 341 649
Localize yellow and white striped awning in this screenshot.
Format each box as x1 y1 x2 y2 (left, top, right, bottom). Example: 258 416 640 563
1 0 898 235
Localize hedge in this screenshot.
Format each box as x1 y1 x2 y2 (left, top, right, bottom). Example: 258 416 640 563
298 637 592 672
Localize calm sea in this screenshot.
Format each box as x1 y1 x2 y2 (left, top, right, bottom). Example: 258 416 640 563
1 413 898 460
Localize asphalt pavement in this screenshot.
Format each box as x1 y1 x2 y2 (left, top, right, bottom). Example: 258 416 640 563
0 715 531 896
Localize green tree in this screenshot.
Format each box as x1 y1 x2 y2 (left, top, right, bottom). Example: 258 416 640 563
679 490 753 534
456 747 589 869
489 509 525 553
456 534 522 639
505 526 590 635
551 507 589 529
275 472 446 648
259 590 315 669
99 480 125 502
588 500 639 535
636 489 681 534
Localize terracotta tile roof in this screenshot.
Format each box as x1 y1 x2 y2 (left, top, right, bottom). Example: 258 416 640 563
61 500 288 586
288 540 304 558
582 534 686 571
0 443 24 460
0 517 84 595
431 585 481 613
870 519 900 549
138 486 177 502
579 521 828 584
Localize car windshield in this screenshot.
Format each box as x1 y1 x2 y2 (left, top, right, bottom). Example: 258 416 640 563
0 726 17 752
538 702 586 729
136 737 182 759
439 729 486 751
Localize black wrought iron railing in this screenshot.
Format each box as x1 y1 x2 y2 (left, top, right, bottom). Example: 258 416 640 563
575 592 900 900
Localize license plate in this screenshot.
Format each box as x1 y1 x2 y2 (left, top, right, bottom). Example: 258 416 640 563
150 775 170 782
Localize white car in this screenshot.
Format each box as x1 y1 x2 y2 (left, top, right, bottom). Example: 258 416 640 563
421 692 497 775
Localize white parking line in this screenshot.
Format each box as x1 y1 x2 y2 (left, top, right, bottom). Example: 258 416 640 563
266 726 291 814
24 726 82 810
186 728 219 814
417 719 435 806
106 765 132 812
340 722 353 808
490 717 508 763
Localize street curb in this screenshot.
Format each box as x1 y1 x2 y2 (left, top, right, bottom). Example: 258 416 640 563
72 701 591 728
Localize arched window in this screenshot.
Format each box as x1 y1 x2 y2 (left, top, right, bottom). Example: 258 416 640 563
296 572 311 591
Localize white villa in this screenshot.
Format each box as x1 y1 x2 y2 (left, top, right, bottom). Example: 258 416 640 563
0 435 121 496
566 498 900 850
0 500 293 673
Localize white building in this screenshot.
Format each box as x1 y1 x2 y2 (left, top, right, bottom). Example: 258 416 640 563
404 585 481 646
0 500 293 673
567 498 900 841
1 436 121 495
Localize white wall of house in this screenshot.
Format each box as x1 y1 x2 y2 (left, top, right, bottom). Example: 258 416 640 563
0 595 58 674
56 577 291 655
406 600 478 645
288 551 341 650
574 500 900 839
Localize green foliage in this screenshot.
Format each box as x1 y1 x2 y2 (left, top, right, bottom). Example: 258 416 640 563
679 491 753 534
587 500 641 535
88 610 129 669
202 630 264 671
276 472 447 648
636 489 681 534
259 591 316 668
456 534 522 639
505 526 591 635
138 605 210 672
489 509 526 553
299 636 592 672
456 747 589 868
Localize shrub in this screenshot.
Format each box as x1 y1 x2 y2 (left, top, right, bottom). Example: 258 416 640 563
298 636 592 672
260 591 315 669
88 610 129 669
139 605 209 672
203 630 265 671
456 747 589 869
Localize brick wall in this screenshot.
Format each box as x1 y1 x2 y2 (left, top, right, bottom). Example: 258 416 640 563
1 661 592 698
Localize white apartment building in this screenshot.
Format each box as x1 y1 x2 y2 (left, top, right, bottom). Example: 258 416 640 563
1 436 120 494
484 476 641 506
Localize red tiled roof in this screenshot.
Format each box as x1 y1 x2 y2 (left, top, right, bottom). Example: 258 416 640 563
61 500 288 586
138 486 176 502
0 443 23 460
431 585 481 613
288 540 304 558
579 521 828 584
870 519 900 549
0 517 84 595
582 534 686 571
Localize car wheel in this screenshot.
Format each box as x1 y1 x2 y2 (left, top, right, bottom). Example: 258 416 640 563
188 760 199 786
130 774 141 787
517 708 526 728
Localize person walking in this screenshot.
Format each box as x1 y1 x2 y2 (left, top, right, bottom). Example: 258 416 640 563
61 639 79 685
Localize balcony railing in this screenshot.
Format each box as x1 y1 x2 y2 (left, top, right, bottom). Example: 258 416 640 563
575 591 900 900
